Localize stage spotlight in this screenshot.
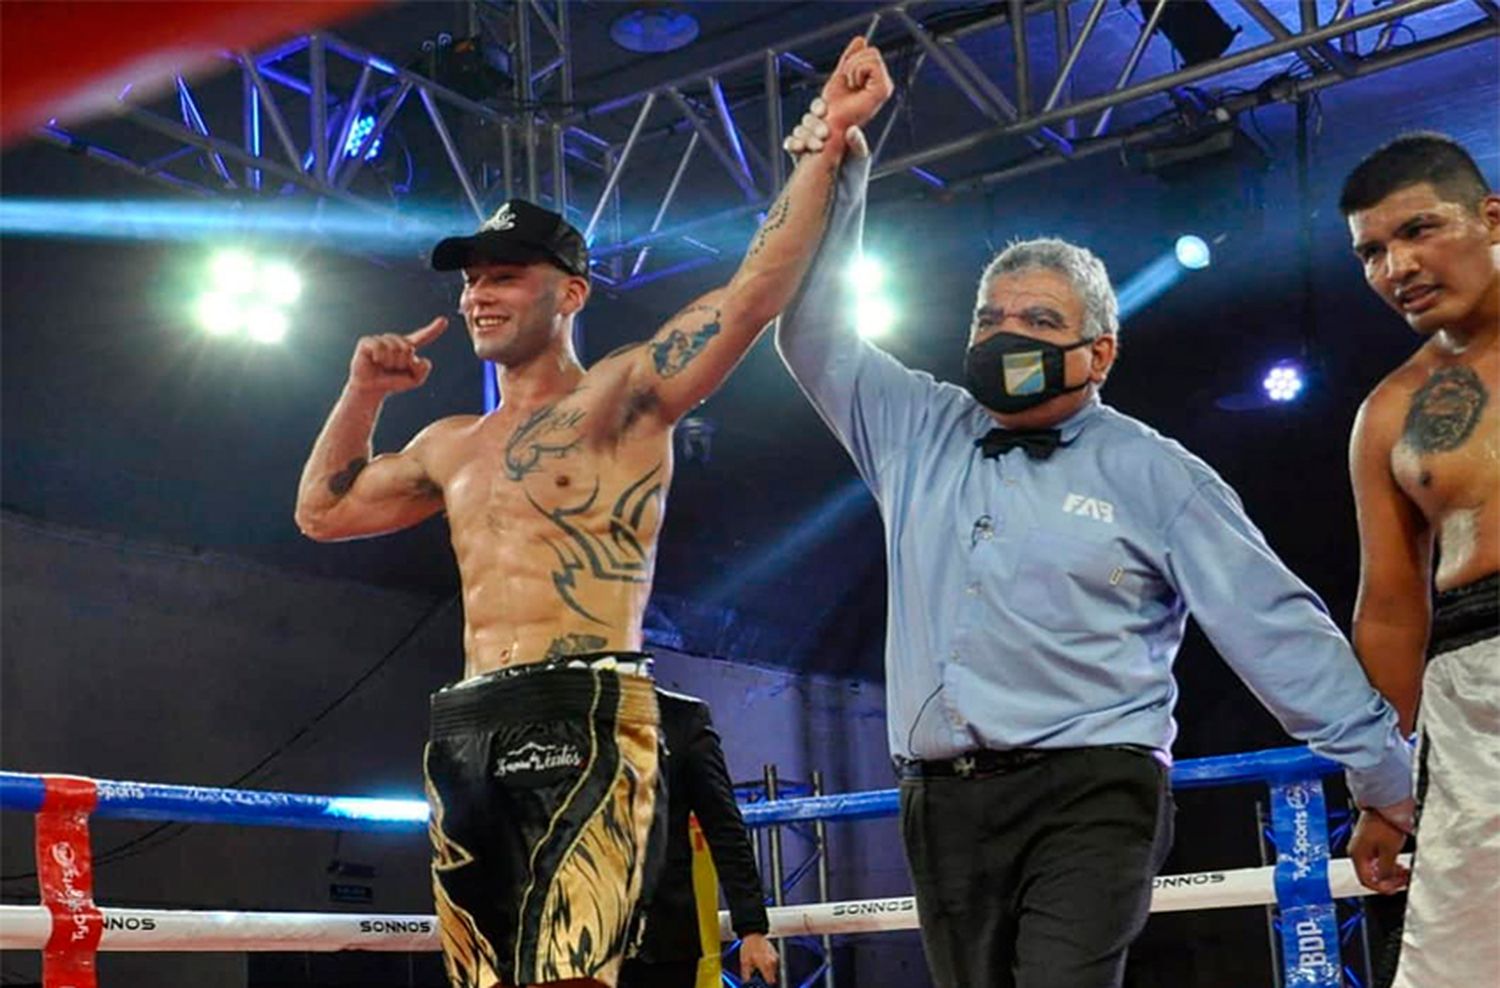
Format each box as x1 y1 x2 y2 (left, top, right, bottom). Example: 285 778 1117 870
856 296 897 340
244 306 290 344
210 249 257 294
610 6 699 54
1175 235 1211 270
193 248 299 344
845 254 887 290
1133 0 1237 66
193 292 242 337
1262 363 1304 403
343 113 383 161
260 261 302 305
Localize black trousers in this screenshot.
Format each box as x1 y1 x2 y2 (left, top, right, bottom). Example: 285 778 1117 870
899 747 1174 988
617 957 700 988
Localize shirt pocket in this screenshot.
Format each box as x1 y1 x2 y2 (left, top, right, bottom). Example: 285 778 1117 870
1009 528 1124 633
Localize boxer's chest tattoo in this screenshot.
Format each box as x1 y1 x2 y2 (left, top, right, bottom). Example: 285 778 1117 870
527 463 663 624
504 403 586 480
1402 366 1488 455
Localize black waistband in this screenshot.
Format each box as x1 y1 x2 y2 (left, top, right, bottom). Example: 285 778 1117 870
896 744 1159 780
1431 573 1499 657
430 652 656 736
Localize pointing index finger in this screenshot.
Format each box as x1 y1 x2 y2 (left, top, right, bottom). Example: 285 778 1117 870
405 316 448 349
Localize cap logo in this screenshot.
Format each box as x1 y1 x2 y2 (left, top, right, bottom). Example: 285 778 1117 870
481 203 518 232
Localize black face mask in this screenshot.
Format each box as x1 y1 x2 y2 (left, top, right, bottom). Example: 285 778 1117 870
964 332 1091 414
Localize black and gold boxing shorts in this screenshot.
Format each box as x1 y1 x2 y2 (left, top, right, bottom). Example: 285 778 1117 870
424 654 665 987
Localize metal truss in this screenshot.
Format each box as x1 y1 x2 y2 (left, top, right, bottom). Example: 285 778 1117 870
35 0 1499 293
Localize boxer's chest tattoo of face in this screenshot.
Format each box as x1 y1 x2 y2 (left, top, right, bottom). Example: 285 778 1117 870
1402 366 1488 455
503 402 587 480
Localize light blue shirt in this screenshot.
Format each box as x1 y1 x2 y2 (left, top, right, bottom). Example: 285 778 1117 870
775 156 1412 808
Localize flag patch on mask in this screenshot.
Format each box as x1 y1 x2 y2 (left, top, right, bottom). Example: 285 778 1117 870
1003 351 1045 395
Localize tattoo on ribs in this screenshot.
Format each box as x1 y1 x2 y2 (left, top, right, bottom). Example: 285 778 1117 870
530 464 663 625
543 633 610 661
650 309 722 378
328 457 368 496
505 403 587 480
1402 366 1488 454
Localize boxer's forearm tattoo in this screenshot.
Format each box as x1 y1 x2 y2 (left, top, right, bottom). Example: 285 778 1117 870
544 633 610 661
328 456 368 496
505 403 587 480
650 306 722 378
1402 366 1488 454
530 464 662 624
745 189 791 260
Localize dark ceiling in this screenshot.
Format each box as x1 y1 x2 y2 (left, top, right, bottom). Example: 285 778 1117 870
2 1 1497 683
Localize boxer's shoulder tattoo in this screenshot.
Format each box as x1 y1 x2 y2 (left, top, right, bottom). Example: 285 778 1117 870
650 305 722 378
1401 366 1488 454
328 456 368 496
544 633 610 661
504 402 587 480
529 463 662 624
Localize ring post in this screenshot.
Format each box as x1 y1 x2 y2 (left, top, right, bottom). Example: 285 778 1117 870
1269 776 1341 987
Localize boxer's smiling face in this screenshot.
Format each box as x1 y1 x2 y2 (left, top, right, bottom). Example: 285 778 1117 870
459 262 588 367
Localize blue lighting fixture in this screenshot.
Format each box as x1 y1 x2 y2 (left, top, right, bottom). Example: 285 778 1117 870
1175 234 1211 270
1118 234 1217 322
1262 363 1305 403
610 6 700 54
343 113 382 161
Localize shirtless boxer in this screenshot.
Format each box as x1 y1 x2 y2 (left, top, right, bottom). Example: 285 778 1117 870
293 38 892 988
1341 133 1499 988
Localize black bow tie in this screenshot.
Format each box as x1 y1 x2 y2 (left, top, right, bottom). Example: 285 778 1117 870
975 428 1068 461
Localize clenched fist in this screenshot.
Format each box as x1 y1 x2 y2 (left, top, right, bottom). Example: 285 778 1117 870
781 37 891 159
820 36 894 135
348 316 447 395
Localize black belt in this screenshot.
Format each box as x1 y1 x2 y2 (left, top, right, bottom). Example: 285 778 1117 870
896 744 1159 780
1430 573 1499 657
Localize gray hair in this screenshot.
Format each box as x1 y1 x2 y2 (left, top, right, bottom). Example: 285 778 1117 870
976 238 1120 340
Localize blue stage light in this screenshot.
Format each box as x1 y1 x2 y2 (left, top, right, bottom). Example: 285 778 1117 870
1262 363 1305 403
344 113 382 161
1117 253 1180 321
610 7 699 53
0 198 447 254
1175 234 1211 270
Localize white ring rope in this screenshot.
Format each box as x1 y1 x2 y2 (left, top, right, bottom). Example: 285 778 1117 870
0 857 1401 952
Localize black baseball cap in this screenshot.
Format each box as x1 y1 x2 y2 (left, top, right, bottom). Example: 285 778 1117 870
430 199 590 278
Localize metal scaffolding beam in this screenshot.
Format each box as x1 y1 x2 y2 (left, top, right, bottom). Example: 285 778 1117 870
30 0 1498 295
